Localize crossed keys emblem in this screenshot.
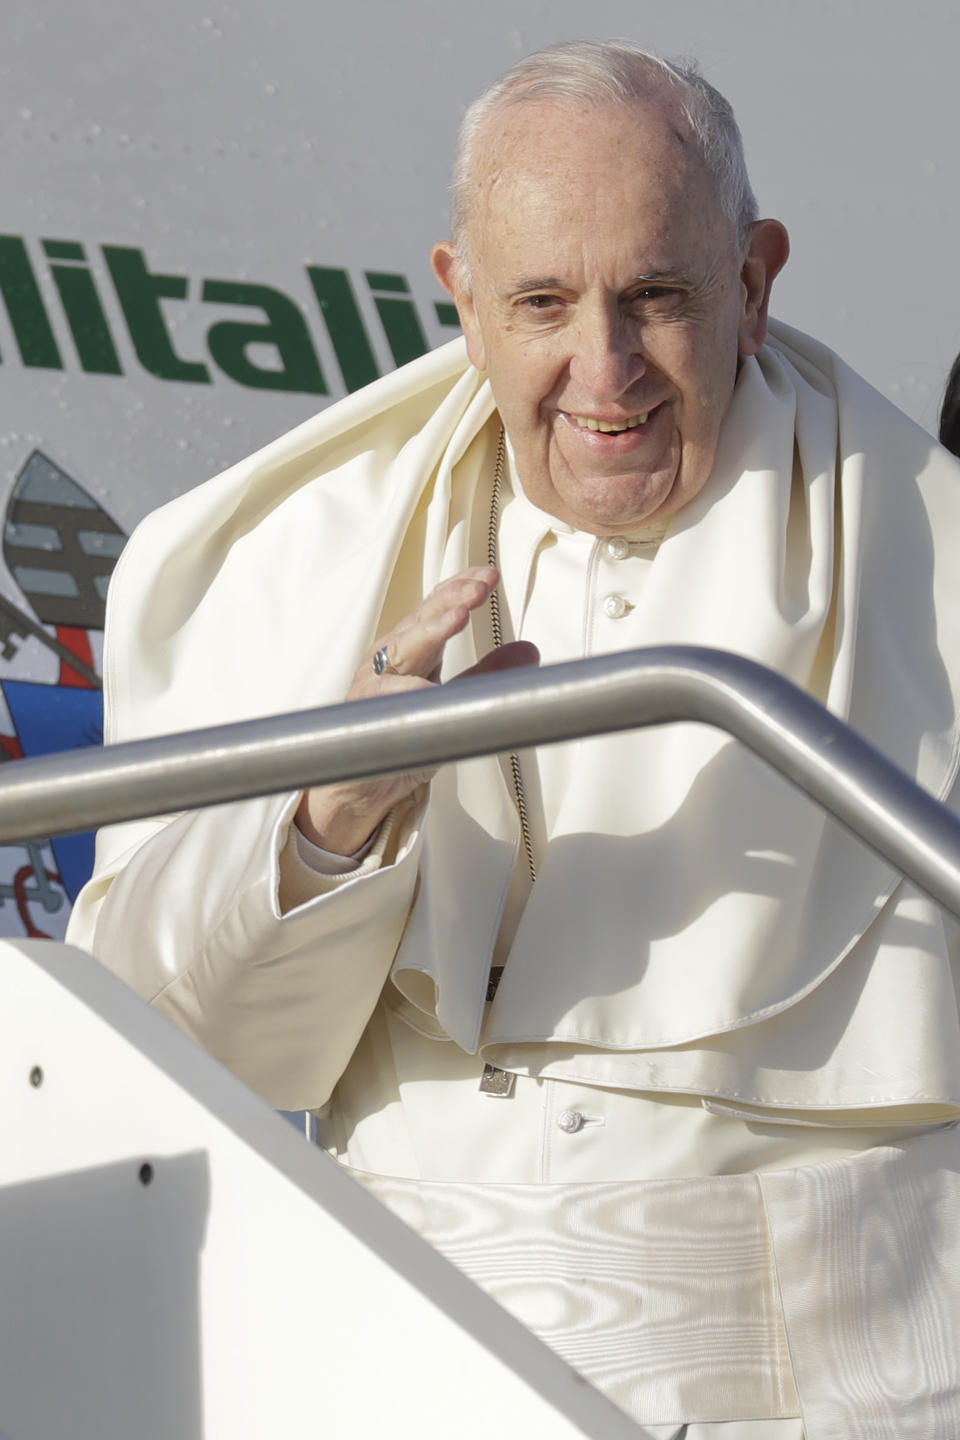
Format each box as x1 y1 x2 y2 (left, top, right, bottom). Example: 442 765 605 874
0 450 127 936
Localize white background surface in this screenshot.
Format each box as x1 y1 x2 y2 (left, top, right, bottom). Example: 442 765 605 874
3 0 958 521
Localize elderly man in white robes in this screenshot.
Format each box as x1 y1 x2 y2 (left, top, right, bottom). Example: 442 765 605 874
68 40 960 1440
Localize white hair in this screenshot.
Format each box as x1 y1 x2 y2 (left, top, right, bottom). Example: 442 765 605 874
450 40 758 284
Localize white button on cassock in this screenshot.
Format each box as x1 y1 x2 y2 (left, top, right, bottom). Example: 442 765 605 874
605 535 630 561
603 594 628 620
556 1109 585 1134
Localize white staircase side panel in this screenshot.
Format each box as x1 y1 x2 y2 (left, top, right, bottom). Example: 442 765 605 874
0 937 642 1440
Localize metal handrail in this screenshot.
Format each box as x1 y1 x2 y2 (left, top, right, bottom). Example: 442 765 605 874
4 644 960 917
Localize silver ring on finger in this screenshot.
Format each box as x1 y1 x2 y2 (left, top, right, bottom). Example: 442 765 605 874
372 645 397 677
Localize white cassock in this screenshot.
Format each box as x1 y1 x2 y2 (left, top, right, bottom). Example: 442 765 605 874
68 322 960 1438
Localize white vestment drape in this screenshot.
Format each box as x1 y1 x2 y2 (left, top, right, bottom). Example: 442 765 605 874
67 322 960 1435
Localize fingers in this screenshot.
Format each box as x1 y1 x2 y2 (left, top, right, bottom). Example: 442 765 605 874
304 578 533 855
455 641 540 680
362 565 499 688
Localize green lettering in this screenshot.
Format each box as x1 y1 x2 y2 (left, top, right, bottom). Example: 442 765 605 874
365 272 428 367
0 236 62 368
202 279 327 394
44 241 123 376
43 240 85 261
365 271 408 293
434 302 461 329
103 245 209 383
307 266 380 393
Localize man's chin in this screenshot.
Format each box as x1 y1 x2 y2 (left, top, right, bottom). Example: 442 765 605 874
554 469 681 536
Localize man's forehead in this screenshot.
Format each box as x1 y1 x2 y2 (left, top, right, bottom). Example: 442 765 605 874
469 96 712 239
466 96 726 275
473 91 696 180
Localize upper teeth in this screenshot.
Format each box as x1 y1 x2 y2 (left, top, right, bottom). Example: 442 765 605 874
574 413 649 432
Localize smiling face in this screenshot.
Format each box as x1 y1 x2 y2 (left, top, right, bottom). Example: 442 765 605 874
433 97 786 535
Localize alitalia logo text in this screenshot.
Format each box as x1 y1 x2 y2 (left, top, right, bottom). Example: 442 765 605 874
0 235 462 397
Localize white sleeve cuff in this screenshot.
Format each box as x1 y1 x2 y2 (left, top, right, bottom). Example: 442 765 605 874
292 821 380 875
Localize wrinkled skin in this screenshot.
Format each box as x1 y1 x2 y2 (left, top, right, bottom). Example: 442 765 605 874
300 93 788 854
296 567 537 855
432 97 788 535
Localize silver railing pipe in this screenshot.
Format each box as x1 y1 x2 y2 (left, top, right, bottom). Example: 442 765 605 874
2 645 960 916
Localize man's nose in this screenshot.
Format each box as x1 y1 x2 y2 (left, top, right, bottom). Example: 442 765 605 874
568 304 644 398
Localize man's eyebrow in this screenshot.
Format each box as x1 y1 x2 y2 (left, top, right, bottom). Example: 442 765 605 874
505 270 693 295
508 277 568 294
629 270 690 286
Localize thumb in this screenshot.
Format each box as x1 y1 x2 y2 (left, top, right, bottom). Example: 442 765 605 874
453 641 540 681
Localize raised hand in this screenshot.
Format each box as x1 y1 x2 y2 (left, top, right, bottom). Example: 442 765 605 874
295 566 538 855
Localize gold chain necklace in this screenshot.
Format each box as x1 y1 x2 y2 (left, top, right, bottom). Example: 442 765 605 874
487 426 537 889
479 425 534 1098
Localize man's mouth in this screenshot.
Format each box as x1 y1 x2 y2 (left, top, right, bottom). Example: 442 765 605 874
568 411 650 433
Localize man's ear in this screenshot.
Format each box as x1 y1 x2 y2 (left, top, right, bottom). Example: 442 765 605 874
738 220 790 356
430 241 487 372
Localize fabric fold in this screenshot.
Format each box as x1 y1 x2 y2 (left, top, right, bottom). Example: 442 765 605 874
759 1122 960 1438
81 321 960 1119
350 1162 800 1426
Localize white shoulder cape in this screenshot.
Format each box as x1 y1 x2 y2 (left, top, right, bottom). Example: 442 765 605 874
91 322 960 1119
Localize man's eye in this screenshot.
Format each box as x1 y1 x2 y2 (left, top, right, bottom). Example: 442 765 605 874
635 286 680 304
522 294 560 310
